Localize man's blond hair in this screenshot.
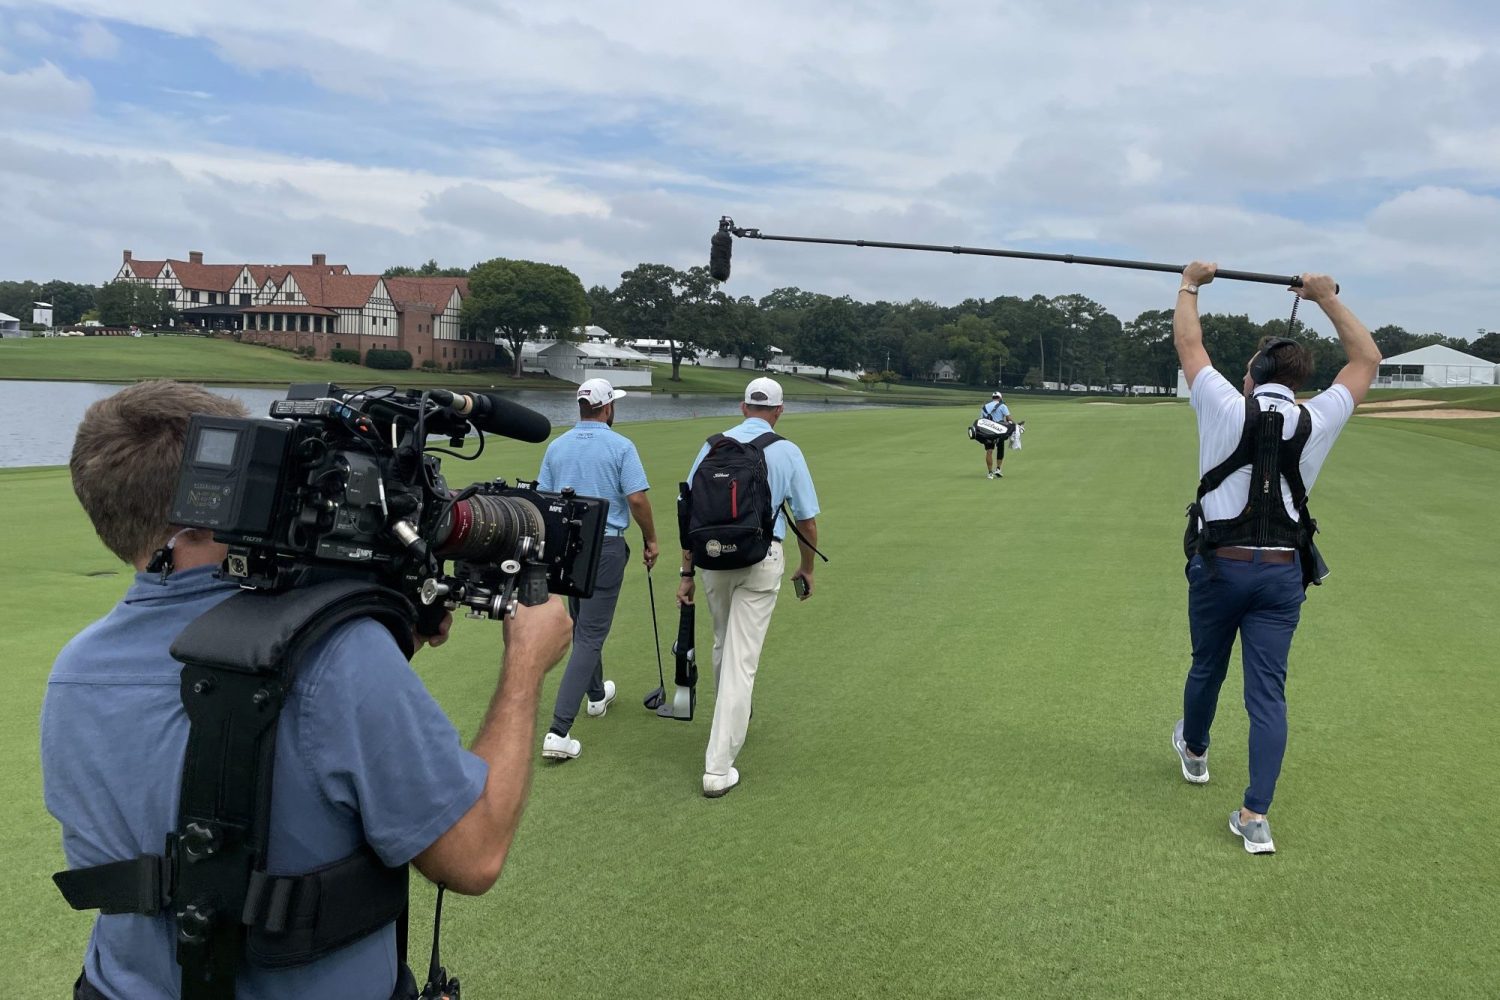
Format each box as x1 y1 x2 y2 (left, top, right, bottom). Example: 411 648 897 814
70 380 248 564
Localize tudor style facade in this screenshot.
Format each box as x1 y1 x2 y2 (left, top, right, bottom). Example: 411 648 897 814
112 250 494 368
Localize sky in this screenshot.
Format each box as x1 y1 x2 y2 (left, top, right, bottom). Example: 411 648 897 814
2 0 1498 341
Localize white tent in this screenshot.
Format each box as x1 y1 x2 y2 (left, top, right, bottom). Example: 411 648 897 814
535 339 653 387
1375 345 1497 388
0 311 22 337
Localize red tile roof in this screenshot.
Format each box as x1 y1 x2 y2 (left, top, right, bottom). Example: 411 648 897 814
384 277 469 311
126 260 166 279
167 261 246 292
299 273 382 309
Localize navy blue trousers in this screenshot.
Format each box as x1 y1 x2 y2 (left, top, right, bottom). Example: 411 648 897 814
1182 552 1305 815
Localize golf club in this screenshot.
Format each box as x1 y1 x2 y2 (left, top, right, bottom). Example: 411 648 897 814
642 567 667 711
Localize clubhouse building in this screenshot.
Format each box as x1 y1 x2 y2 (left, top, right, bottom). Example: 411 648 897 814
112 250 495 368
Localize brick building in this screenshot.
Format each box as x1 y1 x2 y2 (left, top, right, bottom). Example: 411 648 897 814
112 250 494 368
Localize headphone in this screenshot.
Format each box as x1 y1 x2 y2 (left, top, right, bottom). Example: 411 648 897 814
1249 337 1298 386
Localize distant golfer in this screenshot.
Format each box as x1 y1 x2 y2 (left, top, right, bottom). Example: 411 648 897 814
538 378 659 761
979 391 1014 479
1171 263 1380 853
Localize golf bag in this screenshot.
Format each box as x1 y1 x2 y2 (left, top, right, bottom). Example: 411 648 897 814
967 418 1011 444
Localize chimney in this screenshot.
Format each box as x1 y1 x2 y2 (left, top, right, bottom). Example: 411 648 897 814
122 249 133 262
312 253 326 267
189 251 204 265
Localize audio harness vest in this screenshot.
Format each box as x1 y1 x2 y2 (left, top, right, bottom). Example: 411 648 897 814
1184 394 1328 589
53 579 422 1000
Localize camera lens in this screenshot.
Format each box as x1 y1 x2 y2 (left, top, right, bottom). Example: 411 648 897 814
434 494 545 562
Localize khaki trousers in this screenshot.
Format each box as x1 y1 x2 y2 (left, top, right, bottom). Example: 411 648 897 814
701 541 784 776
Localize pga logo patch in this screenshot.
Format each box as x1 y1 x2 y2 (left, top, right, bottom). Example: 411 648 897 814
705 539 738 558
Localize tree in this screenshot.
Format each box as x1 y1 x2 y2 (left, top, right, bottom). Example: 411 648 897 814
613 263 692 381
96 281 176 328
586 284 618 337
936 313 1009 386
1468 331 1500 362
40 280 97 326
464 258 588 377
384 259 469 278
798 295 863 380
1122 309 1176 391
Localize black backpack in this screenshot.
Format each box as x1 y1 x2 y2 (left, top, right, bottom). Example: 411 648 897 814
680 431 783 570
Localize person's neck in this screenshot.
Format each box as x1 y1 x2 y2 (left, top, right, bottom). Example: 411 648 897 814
132 534 228 574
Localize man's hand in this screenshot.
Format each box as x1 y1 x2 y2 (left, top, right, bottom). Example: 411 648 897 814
791 568 813 601
501 596 572 682
642 538 660 570
1294 273 1338 304
413 611 453 652
1183 261 1217 286
676 576 695 607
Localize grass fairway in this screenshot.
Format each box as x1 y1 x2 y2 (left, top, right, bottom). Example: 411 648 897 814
3 399 1497 998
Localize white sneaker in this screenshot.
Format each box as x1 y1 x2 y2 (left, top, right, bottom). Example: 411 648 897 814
586 680 617 717
541 732 580 760
986 472 996 479
702 767 740 798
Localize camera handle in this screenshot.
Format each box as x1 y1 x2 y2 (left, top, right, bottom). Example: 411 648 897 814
418 884 460 999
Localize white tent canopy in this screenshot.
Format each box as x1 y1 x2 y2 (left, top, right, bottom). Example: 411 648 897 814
1376 345 1497 388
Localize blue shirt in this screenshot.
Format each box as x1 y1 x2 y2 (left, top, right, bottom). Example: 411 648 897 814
41 566 488 999
980 400 1011 421
536 419 650 534
687 417 820 540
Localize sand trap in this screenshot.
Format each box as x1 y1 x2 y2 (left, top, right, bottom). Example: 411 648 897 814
1362 409 1500 420
1360 399 1436 410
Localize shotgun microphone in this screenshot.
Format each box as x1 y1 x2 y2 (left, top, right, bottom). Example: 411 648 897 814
428 389 552 443
709 228 733 282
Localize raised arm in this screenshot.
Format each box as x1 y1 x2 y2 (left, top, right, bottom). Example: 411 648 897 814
1173 261 1217 389
413 596 572 894
1297 274 1381 406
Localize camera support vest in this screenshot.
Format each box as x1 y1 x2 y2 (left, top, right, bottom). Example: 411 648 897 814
1186 395 1317 557
53 579 419 1000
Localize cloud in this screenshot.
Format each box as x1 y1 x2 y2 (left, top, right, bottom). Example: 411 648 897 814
74 19 118 58
0 60 92 116
0 0 1497 340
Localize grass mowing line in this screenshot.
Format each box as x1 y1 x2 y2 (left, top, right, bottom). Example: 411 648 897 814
3 400 1496 998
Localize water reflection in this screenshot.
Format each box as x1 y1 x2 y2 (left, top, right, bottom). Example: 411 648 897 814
0 380 899 468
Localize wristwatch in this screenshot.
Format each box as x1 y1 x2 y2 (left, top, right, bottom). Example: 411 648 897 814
1179 283 1199 295
680 569 695 578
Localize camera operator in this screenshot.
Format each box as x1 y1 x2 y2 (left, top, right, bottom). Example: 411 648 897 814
45 380 573 998
1170 266 1379 854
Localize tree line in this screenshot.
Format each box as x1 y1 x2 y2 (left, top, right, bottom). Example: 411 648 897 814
8 263 1499 391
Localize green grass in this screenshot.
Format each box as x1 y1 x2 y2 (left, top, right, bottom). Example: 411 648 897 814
4 401 1498 997
0 335 556 387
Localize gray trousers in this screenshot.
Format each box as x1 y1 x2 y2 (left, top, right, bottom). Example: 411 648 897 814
549 535 629 736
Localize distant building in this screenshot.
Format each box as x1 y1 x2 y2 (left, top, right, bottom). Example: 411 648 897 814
111 250 493 368
0 311 22 337
929 359 960 382
1375 345 1497 388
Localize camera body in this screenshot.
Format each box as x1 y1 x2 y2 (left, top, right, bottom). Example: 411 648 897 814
169 382 606 623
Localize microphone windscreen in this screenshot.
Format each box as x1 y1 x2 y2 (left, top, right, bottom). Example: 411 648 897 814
709 230 733 282
470 393 552 443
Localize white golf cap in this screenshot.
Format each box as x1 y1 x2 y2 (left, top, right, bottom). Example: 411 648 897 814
991 391 1004 398
577 377 627 408
744 376 784 406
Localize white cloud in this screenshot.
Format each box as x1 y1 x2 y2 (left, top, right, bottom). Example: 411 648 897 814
0 0 1497 337
0 60 92 115
74 18 117 58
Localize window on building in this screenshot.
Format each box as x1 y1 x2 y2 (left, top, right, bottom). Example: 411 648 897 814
191 290 201 303
240 294 251 306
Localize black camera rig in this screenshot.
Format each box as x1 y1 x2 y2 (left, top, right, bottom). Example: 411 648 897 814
169 381 607 627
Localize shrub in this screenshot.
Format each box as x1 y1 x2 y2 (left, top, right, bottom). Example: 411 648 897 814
366 348 414 370
331 348 360 364
296 345 316 358
421 358 438 369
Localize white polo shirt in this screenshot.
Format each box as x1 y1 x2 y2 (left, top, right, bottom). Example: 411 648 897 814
1191 367 1355 524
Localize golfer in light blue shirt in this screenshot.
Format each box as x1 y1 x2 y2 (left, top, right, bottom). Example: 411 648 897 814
536 378 659 761
678 376 820 798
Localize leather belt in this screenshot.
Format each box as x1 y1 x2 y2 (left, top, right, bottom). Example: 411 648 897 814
604 527 626 537
1216 546 1294 564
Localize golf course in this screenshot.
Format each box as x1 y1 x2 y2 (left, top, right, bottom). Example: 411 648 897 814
2 389 1496 998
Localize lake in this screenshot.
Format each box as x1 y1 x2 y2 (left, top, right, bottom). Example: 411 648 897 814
0 380 900 468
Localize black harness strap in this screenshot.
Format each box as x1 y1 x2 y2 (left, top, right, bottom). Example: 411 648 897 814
54 579 417 1000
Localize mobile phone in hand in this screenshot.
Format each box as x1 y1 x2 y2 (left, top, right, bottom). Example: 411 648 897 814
793 576 808 599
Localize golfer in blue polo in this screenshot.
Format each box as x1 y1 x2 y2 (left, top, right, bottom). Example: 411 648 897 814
537 378 659 761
